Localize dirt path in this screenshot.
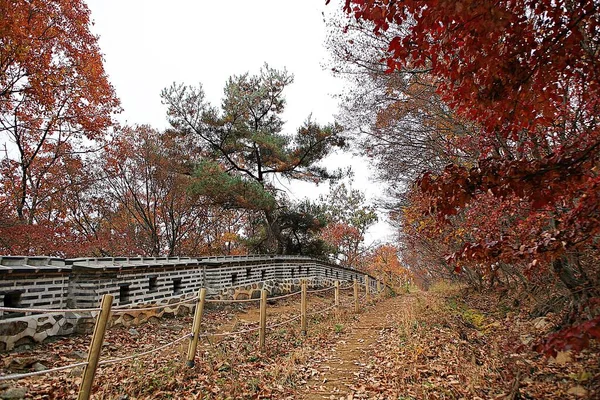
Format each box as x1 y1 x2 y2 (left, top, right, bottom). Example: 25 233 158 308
301 294 411 399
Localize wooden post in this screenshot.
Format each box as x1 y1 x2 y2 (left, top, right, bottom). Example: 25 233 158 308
77 294 113 400
259 289 267 350
301 280 307 335
186 288 207 367
377 281 381 297
334 281 340 312
364 274 370 302
353 279 359 313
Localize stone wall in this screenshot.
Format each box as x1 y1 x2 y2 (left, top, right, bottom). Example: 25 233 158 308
0 256 71 320
0 277 316 351
0 295 197 352
1 255 379 351
67 265 204 308
215 276 334 301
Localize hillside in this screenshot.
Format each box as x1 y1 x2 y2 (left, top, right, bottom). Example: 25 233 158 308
1 286 598 399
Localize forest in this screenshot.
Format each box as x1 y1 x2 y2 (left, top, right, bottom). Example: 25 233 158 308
1 0 599 373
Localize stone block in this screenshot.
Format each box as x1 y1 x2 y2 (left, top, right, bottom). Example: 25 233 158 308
33 331 48 342
35 322 53 333
0 320 28 336
234 292 249 300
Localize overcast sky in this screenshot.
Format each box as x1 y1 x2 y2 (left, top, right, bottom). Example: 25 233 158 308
85 0 395 243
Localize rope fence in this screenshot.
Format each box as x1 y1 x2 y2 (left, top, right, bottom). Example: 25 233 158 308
0 361 89 382
112 296 199 312
266 314 302 330
0 306 102 314
200 325 261 337
98 333 191 366
307 286 336 294
0 279 363 316
306 303 337 317
0 276 388 400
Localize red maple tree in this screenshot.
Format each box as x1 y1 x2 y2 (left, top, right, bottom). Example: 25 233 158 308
339 0 600 354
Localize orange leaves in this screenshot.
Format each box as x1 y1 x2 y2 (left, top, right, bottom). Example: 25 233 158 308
321 222 362 247
364 244 411 287
1 0 119 133
0 0 120 254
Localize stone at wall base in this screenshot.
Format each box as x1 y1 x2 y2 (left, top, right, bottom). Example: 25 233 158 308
0 387 27 399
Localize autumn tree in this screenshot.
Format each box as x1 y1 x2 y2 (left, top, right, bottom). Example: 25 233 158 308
96 125 246 257
364 244 411 289
161 64 346 254
0 0 120 255
318 183 378 267
339 0 600 353
325 13 478 196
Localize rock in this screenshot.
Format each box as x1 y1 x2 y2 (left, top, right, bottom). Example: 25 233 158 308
68 366 84 377
7 357 36 371
128 328 140 336
0 387 27 399
12 337 33 352
32 362 47 372
0 321 29 337
166 325 183 332
519 335 534 345
68 350 88 360
234 293 249 300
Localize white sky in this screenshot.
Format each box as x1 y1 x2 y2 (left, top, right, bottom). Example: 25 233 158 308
85 0 395 244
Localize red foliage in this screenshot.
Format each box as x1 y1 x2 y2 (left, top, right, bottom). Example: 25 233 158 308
536 315 600 358
343 0 599 141
340 0 600 355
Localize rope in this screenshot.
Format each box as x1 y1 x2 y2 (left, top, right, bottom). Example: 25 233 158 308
0 306 101 314
307 286 335 294
266 314 302 330
205 289 301 304
199 325 261 337
270 290 302 301
0 296 198 315
306 303 337 317
339 284 354 291
0 361 88 381
98 333 191 366
112 297 198 313
205 297 261 304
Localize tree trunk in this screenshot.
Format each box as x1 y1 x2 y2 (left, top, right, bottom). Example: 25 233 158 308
552 257 584 301
264 210 285 254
